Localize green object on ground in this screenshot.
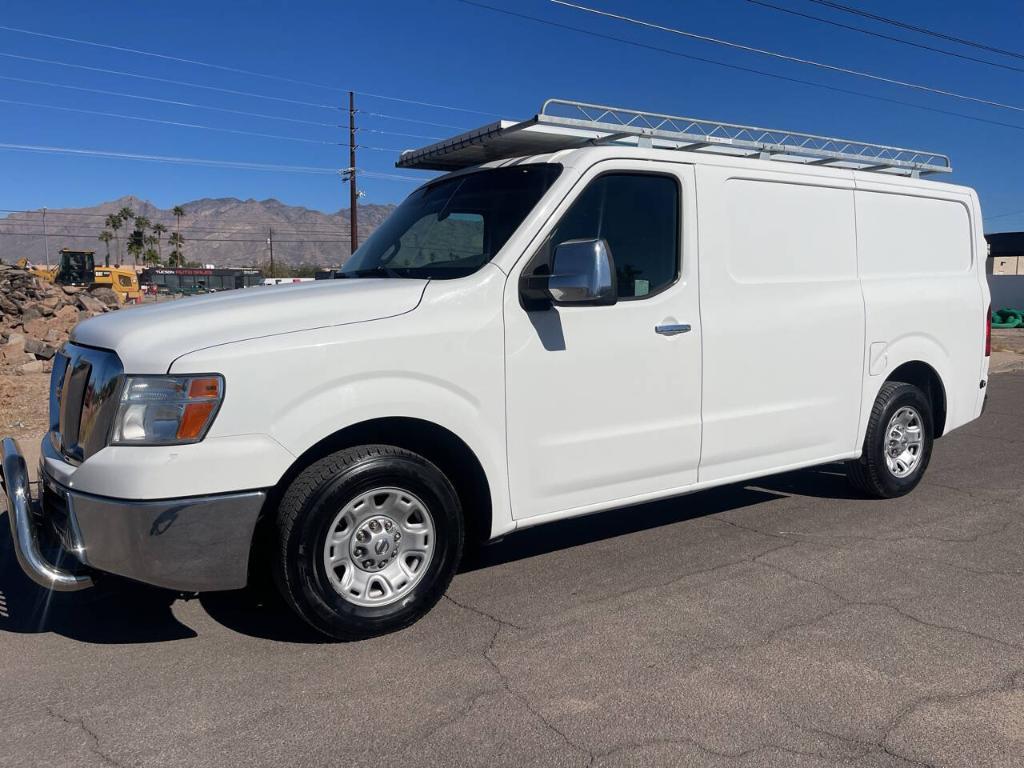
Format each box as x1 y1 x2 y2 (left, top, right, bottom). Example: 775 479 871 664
992 307 1024 329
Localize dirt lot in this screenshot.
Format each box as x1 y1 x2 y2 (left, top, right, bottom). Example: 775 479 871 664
992 328 1024 373
0 372 48 471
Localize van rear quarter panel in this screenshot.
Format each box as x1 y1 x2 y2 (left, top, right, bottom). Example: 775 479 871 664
853 175 987 442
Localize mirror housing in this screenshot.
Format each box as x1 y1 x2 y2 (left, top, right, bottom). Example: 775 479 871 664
521 238 617 308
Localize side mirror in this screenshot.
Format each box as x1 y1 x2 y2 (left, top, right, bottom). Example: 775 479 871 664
522 238 617 308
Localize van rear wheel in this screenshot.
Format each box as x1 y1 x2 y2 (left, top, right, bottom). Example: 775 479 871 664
847 381 933 498
273 445 464 640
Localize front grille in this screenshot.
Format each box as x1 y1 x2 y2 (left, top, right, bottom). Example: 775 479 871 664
50 344 124 463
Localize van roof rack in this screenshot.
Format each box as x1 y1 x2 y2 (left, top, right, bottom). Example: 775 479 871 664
396 98 952 178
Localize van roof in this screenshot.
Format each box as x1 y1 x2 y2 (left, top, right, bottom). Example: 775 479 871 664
396 98 952 180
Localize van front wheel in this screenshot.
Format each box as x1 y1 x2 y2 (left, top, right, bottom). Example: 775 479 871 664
847 381 933 498
273 445 464 640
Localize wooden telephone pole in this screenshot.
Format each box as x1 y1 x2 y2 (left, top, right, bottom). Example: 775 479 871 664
348 91 359 256
267 227 274 276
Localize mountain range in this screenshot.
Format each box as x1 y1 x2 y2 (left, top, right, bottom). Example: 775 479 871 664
0 196 397 268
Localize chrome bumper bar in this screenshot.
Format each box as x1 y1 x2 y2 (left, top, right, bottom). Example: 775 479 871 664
1 437 94 591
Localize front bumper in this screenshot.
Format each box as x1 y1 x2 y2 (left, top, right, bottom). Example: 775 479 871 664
1 436 267 592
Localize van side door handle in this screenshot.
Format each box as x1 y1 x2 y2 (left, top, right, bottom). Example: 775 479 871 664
655 323 691 336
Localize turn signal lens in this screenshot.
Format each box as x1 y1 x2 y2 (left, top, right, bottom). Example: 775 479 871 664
112 374 225 445
188 377 221 399
177 401 216 440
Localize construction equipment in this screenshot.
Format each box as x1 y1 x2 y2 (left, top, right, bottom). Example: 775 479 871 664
16 250 141 303
93 265 143 304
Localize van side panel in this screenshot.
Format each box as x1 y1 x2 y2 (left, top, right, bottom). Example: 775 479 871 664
696 164 865 482
853 178 986 443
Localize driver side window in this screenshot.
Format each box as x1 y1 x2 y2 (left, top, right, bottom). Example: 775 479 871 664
546 172 680 299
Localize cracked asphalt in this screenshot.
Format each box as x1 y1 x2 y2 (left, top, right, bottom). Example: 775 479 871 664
2 373 1023 768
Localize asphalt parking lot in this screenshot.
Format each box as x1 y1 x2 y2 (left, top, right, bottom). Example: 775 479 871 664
2 373 1023 768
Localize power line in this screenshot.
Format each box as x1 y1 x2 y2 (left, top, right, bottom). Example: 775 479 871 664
0 51 341 109
806 0 1024 62
0 218 359 235
0 74 342 127
354 90 500 117
0 142 340 174
0 24 499 116
0 230 353 243
0 209 393 231
983 209 1024 221
0 23 345 92
0 97 341 145
456 0 1024 134
0 142 428 181
358 127 443 141
745 0 1024 75
358 111 469 130
550 0 1024 114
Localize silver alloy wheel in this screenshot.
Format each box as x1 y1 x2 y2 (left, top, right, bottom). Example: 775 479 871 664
322 487 435 607
884 406 924 478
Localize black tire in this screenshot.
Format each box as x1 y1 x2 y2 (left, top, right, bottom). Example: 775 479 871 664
847 381 933 498
273 445 464 640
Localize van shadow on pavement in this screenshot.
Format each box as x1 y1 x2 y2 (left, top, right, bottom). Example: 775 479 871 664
0 464 853 645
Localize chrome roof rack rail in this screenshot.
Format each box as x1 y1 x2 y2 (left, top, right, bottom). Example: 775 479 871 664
396 98 951 178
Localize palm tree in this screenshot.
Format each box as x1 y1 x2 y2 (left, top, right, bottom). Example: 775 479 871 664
104 213 123 263
98 230 113 266
172 205 185 240
152 222 167 262
118 206 135 227
168 231 185 267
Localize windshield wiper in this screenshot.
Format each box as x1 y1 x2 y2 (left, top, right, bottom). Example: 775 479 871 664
338 265 403 279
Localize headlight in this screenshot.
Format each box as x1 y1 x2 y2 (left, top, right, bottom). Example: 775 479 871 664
111 375 224 445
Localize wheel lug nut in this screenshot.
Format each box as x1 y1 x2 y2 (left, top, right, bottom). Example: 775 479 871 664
362 559 374 569
355 530 368 542
384 521 393 531
369 520 382 533
354 547 365 557
393 532 401 541
378 559 388 567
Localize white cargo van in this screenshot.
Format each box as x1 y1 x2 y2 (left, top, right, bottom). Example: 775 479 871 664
1 100 991 639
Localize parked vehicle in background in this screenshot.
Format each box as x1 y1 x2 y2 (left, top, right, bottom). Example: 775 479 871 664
1 100 991 641
262 277 315 285
141 266 263 294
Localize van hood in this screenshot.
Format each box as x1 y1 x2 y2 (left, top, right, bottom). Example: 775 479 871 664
72 278 427 372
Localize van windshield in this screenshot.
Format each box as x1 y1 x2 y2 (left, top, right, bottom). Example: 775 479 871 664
339 164 561 280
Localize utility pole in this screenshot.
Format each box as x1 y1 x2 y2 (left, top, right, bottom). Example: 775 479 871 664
349 90 358 255
41 207 50 268
267 227 275 277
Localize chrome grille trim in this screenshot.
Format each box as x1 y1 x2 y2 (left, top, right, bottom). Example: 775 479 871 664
49 344 124 463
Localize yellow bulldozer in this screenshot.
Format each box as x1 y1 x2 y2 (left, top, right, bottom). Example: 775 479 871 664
16 249 142 304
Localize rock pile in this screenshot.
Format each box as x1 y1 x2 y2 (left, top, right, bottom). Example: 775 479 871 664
0 263 120 374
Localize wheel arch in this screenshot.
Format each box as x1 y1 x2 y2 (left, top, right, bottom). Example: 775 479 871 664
258 417 494 551
883 360 948 437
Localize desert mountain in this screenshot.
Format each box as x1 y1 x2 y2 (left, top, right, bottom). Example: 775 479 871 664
0 196 397 268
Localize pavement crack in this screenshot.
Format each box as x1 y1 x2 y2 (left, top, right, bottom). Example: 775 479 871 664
45 705 128 768
443 594 594 766
442 594 526 631
753 557 1024 654
877 670 1024 765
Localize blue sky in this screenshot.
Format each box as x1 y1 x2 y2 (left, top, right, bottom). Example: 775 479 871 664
0 0 1022 231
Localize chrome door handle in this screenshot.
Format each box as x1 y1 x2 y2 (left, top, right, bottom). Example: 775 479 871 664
655 323 691 336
